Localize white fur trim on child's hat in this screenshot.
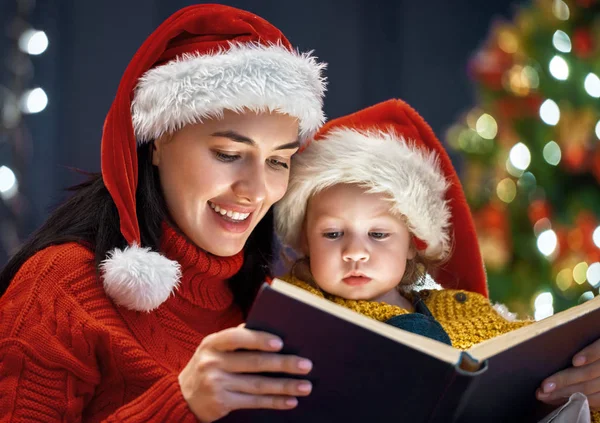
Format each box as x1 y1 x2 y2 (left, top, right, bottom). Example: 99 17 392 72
275 127 452 261
131 43 327 143
101 244 181 312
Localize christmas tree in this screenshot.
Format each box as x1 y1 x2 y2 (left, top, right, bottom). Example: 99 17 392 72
447 0 600 319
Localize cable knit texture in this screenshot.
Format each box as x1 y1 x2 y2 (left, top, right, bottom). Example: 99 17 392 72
0 224 244 422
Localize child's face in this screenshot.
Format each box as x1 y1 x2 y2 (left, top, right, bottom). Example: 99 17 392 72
303 184 415 301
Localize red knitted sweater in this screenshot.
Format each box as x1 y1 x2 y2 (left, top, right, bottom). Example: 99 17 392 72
0 225 245 422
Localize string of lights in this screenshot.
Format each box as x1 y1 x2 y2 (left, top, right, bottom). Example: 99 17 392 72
1 0 49 263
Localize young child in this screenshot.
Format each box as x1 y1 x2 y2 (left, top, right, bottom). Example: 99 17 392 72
274 99 599 423
274 98 529 350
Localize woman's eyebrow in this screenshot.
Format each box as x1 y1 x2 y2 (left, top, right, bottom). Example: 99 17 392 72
211 130 255 145
275 140 300 150
211 131 300 150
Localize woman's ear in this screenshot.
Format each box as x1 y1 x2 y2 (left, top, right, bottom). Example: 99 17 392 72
152 133 171 166
151 139 161 166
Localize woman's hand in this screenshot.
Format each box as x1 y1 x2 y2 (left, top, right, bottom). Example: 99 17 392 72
537 338 600 410
178 325 313 422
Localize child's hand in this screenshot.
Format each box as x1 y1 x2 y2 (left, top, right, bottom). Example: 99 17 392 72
536 338 600 410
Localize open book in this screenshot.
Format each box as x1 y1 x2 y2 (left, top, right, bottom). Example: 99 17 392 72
222 278 600 423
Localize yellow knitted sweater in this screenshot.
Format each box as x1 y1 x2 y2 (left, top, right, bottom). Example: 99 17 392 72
281 275 600 422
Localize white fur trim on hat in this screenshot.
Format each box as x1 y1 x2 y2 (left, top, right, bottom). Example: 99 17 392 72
492 303 519 322
275 128 452 261
131 42 326 143
100 244 181 312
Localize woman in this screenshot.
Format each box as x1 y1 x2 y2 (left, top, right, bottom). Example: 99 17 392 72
0 4 325 422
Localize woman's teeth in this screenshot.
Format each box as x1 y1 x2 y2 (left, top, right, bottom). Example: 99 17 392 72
209 202 250 221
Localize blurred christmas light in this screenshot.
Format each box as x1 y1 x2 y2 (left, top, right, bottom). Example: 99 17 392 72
537 229 558 257
466 108 483 130
534 291 554 320
540 99 560 125
475 113 498 139
593 226 600 248
517 172 536 192
507 65 532 96
498 28 519 53
445 124 462 150
549 55 569 80
556 268 573 291
18 29 48 55
20 87 47 114
497 178 517 203
506 158 525 177
552 30 571 53
523 66 540 89
449 0 600 315
1 88 21 128
579 291 595 303
533 217 552 237
509 142 531 170
587 263 600 288
552 0 570 20
584 73 600 98
543 141 561 166
0 166 18 200
573 262 588 284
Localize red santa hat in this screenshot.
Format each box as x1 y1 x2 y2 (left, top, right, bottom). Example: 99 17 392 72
275 99 488 296
99 4 327 311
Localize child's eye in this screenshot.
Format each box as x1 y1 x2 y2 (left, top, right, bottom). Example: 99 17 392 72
268 158 289 170
215 151 241 162
323 231 343 239
369 232 390 240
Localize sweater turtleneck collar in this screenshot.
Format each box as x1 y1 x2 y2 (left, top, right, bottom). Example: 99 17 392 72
160 223 244 311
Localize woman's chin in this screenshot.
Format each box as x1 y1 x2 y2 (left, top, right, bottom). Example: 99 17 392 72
199 238 246 257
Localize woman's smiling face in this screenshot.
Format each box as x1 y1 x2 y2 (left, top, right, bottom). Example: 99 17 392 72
153 109 300 256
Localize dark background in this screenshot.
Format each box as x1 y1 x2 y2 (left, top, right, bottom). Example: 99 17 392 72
0 0 518 265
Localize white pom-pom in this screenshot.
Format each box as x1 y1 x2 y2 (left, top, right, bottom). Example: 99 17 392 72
101 244 181 311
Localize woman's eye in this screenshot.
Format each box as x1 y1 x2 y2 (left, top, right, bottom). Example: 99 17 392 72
323 231 343 239
268 158 289 170
369 232 390 240
215 151 240 162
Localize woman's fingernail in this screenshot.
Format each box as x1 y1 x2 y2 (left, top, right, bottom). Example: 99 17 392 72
298 359 312 371
298 382 312 393
543 382 556 393
573 355 586 366
268 339 283 349
285 398 298 407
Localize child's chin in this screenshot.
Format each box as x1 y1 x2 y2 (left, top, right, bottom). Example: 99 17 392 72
342 291 374 301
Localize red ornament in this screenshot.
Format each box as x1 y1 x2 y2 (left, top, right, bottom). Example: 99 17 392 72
476 202 509 232
576 0 595 7
555 227 570 260
592 148 600 183
528 200 552 225
575 211 599 255
469 47 513 90
562 145 587 171
587 249 600 264
496 94 543 120
572 28 594 59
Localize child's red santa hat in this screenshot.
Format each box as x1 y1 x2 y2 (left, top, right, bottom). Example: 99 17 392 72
275 99 488 296
99 4 327 311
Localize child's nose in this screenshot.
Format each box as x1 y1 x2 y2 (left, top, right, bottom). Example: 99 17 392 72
342 240 369 262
